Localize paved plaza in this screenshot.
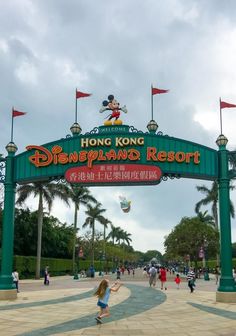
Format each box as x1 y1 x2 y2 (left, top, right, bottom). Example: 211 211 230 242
0 270 235 336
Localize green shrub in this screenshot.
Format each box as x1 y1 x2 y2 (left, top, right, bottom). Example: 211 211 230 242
11 256 114 278
13 255 72 278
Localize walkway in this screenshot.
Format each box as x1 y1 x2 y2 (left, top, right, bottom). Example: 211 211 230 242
0 271 235 335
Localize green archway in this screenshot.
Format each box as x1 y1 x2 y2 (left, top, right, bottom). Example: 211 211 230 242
0 124 235 302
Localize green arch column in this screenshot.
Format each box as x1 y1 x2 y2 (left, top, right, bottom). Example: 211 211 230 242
0 142 17 298
216 135 236 293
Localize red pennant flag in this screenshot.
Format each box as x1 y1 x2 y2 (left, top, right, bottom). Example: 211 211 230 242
220 100 236 109
152 87 169 95
76 90 91 99
12 109 27 117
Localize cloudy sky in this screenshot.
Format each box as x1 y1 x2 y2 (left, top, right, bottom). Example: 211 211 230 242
1 0 236 253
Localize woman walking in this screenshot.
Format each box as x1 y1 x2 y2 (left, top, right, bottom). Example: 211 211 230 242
160 266 167 290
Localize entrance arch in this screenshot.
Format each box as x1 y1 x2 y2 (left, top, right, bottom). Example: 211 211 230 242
0 124 235 302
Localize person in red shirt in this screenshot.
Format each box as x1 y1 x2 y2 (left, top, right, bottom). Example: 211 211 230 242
175 274 181 289
160 267 167 290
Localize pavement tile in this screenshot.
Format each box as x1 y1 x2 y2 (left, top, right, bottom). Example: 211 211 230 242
0 271 236 335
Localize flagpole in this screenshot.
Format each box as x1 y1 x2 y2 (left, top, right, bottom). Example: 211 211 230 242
11 107 14 142
75 88 78 123
151 84 154 120
219 97 223 134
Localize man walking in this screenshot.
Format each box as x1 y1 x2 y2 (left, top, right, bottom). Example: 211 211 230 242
187 268 195 293
149 265 157 287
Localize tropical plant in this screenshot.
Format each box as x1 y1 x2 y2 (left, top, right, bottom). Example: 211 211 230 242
16 182 69 278
107 225 123 245
195 180 235 230
66 185 97 273
100 217 112 259
83 202 106 265
119 230 132 246
195 210 215 226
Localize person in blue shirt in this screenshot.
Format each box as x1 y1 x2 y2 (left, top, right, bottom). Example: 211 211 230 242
94 279 123 324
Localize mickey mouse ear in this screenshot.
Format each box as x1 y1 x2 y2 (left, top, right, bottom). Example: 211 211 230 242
103 100 109 106
108 94 114 101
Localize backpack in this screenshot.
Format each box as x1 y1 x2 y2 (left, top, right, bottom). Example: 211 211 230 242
150 267 157 276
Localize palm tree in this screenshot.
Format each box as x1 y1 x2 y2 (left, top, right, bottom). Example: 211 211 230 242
100 217 112 258
195 180 235 265
195 210 215 226
67 185 97 273
118 229 132 264
107 225 123 245
107 224 122 267
228 150 236 172
83 202 106 266
195 181 219 230
195 180 235 230
120 230 132 246
17 181 69 279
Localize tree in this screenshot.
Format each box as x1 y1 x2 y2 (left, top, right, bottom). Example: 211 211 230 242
232 242 236 258
16 182 69 278
195 180 235 230
119 230 132 246
83 203 106 266
116 229 132 264
67 185 96 273
164 216 219 266
107 225 123 245
100 217 112 259
14 208 74 259
195 210 215 226
143 250 163 264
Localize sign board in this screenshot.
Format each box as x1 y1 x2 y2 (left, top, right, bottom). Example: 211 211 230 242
14 125 218 185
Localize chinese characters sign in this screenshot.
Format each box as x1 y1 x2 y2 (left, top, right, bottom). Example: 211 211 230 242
65 164 162 185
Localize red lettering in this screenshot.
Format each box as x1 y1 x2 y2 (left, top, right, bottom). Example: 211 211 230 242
27 145 53 167
146 147 157 161
157 151 167 162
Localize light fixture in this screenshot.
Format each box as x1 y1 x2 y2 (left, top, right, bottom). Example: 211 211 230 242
5 142 18 153
216 134 228 147
70 122 82 136
147 120 158 133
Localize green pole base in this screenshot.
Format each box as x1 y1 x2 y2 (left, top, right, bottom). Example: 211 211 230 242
204 272 210 281
73 274 79 280
0 275 16 290
218 277 236 292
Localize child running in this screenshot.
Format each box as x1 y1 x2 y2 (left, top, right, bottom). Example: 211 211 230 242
94 279 123 324
175 274 181 289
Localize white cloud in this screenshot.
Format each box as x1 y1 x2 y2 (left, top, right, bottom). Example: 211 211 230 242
15 60 38 85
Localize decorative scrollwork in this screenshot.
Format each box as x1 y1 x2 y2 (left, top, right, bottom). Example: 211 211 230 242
66 134 72 138
0 161 6 183
161 173 181 182
128 126 144 134
85 127 99 135
50 177 67 184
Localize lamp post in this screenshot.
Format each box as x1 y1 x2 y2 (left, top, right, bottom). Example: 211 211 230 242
73 244 79 280
216 134 236 300
147 120 158 134
0 142 18 299
77 246 83 278
70 122 82 136
203 240 209 281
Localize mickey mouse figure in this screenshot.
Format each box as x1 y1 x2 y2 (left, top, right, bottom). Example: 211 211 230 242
99 94 128 126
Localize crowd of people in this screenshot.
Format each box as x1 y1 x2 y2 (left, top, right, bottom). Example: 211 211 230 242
10 263 236 296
